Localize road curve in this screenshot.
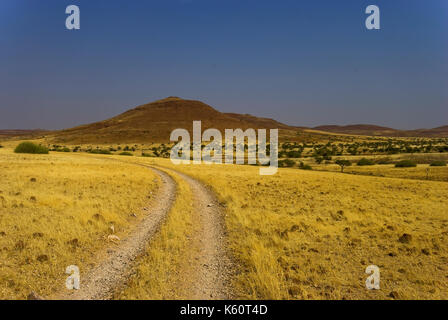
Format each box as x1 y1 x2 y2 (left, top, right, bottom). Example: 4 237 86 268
162 167 234 299
52 158 234 300
55 166 176 300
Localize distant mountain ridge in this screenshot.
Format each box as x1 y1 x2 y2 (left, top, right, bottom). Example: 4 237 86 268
0 129 47 138
312 124 448 137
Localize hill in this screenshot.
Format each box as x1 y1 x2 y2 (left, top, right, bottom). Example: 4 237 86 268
50 97 301 144
408 125 448 137
313 124 400 136
224 113 294 130
313 124 448 138
0 129 47 139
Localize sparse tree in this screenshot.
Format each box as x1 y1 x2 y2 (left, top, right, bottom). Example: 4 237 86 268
335 159 351 173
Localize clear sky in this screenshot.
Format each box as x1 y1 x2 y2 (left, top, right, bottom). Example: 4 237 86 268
1 0 447 130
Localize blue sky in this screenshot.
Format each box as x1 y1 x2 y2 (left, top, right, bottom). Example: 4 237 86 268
0 0 447 130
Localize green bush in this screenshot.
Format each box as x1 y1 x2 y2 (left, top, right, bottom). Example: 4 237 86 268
279 159 295 167
119 151 133 156
286 151 302 158
50 146 70 152
376 157 392 164
14 142 48 154
299 162 312 170
357 158 375 166
395 160 417 168
430 160 447 167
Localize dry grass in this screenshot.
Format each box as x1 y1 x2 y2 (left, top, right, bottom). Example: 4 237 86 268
0 148 158 299
1 141 447 300
142 158 448 300
313 164 448 182
116 168 198 299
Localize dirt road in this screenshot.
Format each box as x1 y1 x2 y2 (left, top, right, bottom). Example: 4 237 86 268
54 162 233 300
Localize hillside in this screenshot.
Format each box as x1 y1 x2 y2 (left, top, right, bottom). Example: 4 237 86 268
224 113 294 130
313 124 400 136
313 124 448 138
0 129 47 139
409 125 448 137
50 97 301 144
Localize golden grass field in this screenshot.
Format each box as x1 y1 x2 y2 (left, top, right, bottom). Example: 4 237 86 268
312 164 448 182
0 141 447 300
0 148 159 299
135 157 448 300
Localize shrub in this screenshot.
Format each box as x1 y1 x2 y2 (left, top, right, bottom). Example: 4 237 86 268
141 153 153 157
119 151 133 156
14 142 49 154
88 149 111 155
430 160 447 167
299 162 312 170
395 160 417 168
50 146 70 152
376 157 392 164
0 144 3 148
357 158 375 166
286 151 302 158
279 159 295 167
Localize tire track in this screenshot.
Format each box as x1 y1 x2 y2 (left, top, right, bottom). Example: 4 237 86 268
161 167 234 299
54 166 176 300
52 156 234 300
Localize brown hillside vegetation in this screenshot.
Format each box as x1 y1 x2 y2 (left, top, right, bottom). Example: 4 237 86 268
313 124 448 138
0 130 47 139
224 113 295 130
409 125 448 137
49 97 301 144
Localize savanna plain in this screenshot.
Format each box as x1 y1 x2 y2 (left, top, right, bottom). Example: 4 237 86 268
0 137 447 300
